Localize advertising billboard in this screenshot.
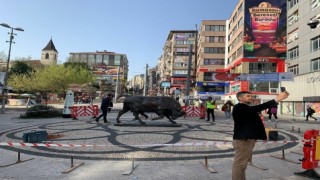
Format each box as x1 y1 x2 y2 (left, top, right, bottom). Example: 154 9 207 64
243 0 287 58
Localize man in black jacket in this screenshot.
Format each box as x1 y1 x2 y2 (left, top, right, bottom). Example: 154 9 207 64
231 91 289 180
96 94 112 123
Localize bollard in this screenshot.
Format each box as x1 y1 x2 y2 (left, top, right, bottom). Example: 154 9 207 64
200 156 217 173
292 126 294 131
71 156 74 167
123 159 139 175
17 151 21 163
62 156 84 173
270 148 300 164
298 127 300 133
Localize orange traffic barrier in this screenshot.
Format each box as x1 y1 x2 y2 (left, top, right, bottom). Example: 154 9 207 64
71 105 99 120
182 106 201 117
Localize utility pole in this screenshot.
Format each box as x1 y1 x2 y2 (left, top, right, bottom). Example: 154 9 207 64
115 65 120 101
185 44 193 106
143 64 149 96
194 24 198 82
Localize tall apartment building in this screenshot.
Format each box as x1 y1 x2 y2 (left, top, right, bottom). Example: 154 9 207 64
147 67 158 96
68 50 128 84
226 0 287 103
281 0 320 117
158 30 197 96
195 20 227 100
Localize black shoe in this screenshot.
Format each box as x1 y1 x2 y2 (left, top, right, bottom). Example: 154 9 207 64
104 120 110 123
206 120 209 121
95 119 99 122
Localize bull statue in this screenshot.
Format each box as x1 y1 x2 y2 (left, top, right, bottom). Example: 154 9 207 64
116 96 186 124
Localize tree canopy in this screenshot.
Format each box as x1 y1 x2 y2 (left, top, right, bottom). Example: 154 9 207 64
8 65 95 94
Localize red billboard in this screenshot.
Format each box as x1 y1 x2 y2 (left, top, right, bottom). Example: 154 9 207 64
243 0 287 58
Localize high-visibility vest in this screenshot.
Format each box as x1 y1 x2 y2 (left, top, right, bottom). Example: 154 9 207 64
206 101 215 109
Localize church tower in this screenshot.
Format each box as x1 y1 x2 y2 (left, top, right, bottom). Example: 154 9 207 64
40 38 58 65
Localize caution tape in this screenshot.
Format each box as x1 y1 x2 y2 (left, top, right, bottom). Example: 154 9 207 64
0 139 304 148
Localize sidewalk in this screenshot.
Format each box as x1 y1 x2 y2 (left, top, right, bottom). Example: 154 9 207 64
1 103 319 179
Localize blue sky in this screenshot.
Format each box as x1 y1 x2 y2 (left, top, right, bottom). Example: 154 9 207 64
0 0 238 78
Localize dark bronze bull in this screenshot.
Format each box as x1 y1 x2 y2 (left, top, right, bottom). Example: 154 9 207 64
116 96 186 124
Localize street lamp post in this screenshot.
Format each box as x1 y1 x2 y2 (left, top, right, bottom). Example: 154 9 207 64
0 23 24 114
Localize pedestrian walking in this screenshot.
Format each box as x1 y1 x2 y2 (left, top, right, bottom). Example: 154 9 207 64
96 94 112 123
267 105 278 121
222 100 234 120
205 97 216 122
231 91 289 180
306 105 317 121
108 95 114 112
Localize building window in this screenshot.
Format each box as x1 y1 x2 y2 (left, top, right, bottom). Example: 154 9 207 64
205 36 225 43
311 0 320 10
88 55 94 64
114 55 121 65
96 54 103 64
173 70 187 75
288 46 299 60
175 40 194 45
176 47 189 52
288 0 299 9
238 3 243 14
204 47 225 54
311 58 320 71
249 63 277 73
288 29 299 44
174 62 187 67
103 55 109 64
311 36 320 52
205 25 226 31
80 54 87 63
288 65 299 75
288 11 299 27
203 59 224 65
45 53 49 59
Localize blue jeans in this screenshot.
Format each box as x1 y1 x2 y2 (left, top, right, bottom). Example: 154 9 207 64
225 111 231 119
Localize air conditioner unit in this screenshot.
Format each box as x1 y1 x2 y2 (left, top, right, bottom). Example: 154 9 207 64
270 88 278 94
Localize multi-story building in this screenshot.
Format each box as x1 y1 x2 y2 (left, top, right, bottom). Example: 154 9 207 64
225 0 287 103
281 0 320 117
147 67 158 96
158 30 197 96
195 20 227 100
68 50 128 83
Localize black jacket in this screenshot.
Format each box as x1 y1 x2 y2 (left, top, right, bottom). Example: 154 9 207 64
100 96 111 110
232 100 278 140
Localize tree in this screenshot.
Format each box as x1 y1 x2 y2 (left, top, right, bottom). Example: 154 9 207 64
9 61 33 76
8 65 95 103
63 62 91 71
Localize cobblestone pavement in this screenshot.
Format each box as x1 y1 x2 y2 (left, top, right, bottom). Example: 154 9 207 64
0 103 319 180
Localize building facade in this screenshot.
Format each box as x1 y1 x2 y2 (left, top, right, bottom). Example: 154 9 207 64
281 0 320 117
225 0 287 103
158 30 197 96
68 50 128 83
195 20 227 100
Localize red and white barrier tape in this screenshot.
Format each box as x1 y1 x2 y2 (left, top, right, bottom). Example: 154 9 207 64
0 139 304 148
